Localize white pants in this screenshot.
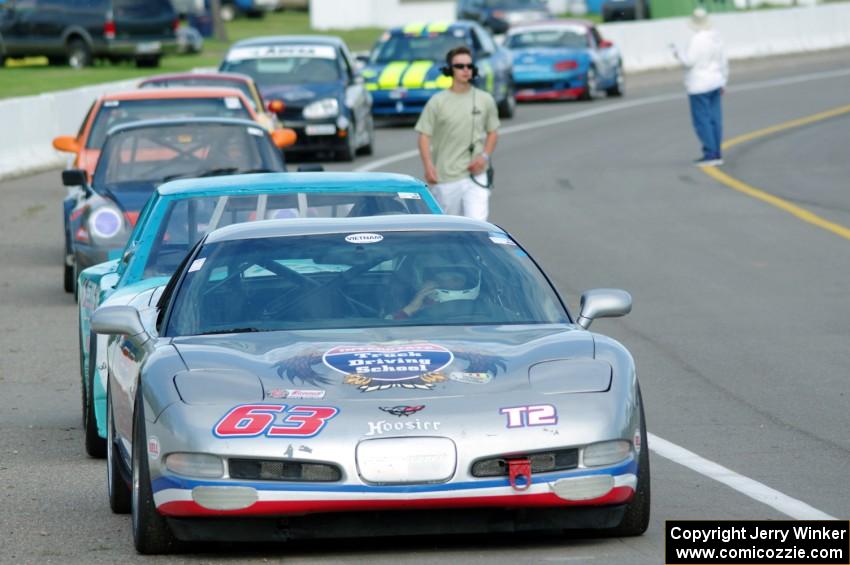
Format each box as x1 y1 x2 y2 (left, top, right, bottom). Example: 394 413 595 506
431 175 491 220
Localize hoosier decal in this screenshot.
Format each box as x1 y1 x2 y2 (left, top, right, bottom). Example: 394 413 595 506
323 343 452 392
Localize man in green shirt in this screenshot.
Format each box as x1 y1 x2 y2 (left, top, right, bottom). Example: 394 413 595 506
415 46 500 220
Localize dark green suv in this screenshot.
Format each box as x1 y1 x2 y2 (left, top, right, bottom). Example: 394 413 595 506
0 0 178 68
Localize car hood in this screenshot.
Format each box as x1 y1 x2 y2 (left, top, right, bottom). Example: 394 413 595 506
512 47 588 65
363 61 451 91
172 324 603 402
258 81 342 108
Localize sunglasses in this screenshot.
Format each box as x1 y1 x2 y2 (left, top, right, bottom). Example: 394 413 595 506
452 63 475 70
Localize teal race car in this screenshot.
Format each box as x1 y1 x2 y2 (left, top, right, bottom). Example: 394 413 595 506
77 172 442 457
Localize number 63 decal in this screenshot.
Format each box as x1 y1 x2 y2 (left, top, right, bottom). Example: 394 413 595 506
213 404 339 438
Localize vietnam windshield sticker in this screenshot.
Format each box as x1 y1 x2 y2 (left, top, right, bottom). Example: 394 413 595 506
344 233 383 244
227 45 337 62
449 371 493 385
323 343 453 392
397 192 421 200
224 96 241 109
247 127 264 136
104 100 120 107
188 257 206 272
489 231 516 246
266 388 326 400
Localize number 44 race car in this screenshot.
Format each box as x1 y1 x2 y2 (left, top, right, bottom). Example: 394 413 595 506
92 215 649 554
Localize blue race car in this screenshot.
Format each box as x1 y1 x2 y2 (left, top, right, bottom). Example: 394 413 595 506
220 36 375 161
77 172 442 457
506 20 624 101
363 21 516 119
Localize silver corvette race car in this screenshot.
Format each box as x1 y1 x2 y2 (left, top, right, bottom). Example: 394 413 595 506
93 215 648 554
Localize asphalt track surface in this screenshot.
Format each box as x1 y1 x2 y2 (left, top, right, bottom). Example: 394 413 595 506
1 48 849 563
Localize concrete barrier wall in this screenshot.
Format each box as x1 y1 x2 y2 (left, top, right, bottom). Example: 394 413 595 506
0 79 138 181
599 4 850 72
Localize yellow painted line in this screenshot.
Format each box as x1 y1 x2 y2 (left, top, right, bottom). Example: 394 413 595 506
722 103 850 150
702 104 850 242
377 61 409 89
702 167 850 241
401 61 433 88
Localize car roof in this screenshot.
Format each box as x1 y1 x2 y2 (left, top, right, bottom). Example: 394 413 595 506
104 117 265 139
229 35 346 49
158 172 429 197
508 19 594 32
387 20 474 34
101 87 253 101
138 72 254 85
206 214 497 243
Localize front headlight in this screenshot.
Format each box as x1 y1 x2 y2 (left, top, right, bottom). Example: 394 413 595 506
165 452 224 478
303 98 339 119
88 207 124 240
582 440 631 467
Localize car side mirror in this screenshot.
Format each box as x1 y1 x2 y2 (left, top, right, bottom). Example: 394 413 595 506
576 288 632 329
599 39 614 48
62 168 88 187
91 305 151 346
52 135 80 154
271 128 297 149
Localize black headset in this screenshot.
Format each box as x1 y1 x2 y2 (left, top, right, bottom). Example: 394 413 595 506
441 47 479 78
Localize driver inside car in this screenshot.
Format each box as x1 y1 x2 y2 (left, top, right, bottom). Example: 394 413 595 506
391 257 482 320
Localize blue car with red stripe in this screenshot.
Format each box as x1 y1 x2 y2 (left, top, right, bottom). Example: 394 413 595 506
363 21 516 119
507 20 624 101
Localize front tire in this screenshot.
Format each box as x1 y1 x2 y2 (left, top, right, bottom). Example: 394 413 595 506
107 382 131 514
580 67 599 101
64 260 76 294
135 56 160 68
498 85 516 119
609 388 650 536
606 64 625 97
84 332 106 458
132 392 179 554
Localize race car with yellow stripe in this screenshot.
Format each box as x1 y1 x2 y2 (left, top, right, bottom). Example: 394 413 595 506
362 21 515 119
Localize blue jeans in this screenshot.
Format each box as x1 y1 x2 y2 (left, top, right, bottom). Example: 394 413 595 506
688 88 723 160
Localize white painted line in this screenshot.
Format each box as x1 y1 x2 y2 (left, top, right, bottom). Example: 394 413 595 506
354 66 850 173
649 433 836 520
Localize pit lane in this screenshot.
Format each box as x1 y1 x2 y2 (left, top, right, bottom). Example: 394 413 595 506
1 48 848 563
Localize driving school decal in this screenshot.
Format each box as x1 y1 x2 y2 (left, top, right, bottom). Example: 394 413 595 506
323 343 452 392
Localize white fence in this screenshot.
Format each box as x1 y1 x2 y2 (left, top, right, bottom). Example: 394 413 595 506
1 4 849 180
0 79 138 181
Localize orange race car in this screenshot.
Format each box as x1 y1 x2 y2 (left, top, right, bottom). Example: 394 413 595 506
52 87 295 178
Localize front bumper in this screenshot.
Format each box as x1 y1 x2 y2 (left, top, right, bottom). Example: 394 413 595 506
279 119 351 153
370 89 437 117
514 73 587 101
153 458 637 519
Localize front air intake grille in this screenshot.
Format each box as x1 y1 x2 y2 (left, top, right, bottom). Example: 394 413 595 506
471 448 579 477
229 458 341 482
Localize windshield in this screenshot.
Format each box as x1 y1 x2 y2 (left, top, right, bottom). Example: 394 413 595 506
165 230 569 336
140 79 257 109
507 28 589 49
87 97 252 149
222 45 341 87
93 123 283 193
370 33 468 64
139 193 433 278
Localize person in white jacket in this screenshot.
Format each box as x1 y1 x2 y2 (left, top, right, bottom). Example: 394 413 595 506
672 7 729 166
